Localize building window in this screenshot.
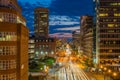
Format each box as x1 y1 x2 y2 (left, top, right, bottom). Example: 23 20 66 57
110 3 120 6
99 13 108 17
0 60 16 70
29 45 35 48
0 32 17 41
29 40 34 43
0 12 17 23
114 13 120 17
0 73 16 80
0 46 16 55
108 24 114 27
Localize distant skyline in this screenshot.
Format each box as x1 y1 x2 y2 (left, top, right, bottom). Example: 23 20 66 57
18 0 94 38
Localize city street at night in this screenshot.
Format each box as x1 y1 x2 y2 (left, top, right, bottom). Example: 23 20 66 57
1 0 120 80
48 61 95 80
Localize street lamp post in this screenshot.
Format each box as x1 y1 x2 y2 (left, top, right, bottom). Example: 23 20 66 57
100 65 105 80
107 69 111 80
103 67 107 80
112 72 117 80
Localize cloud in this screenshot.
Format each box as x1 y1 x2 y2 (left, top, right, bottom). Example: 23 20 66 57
29 31 34 34
49 15 80 26
55 26 80 31
18 2 81 32
50 21 79 26
49 33 72 38
49 15 79 21
18 0 94 38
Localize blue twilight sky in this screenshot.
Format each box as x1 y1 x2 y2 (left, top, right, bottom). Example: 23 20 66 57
18 0 94 38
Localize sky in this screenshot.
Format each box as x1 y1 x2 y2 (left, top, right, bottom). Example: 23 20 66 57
18 0 94 38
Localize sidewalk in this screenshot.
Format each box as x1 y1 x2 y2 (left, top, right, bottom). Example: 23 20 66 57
85 71 104 80
92 73 104 80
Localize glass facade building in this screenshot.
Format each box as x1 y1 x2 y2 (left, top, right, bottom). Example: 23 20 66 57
34 8 49 38
96 0 120 71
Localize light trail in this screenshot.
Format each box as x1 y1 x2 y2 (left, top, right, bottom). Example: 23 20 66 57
52 62 91 80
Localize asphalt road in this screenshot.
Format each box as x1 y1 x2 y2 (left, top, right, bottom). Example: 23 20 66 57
48 62 95 80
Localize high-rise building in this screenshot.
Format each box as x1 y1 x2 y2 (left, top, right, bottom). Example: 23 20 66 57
34 8 56 58
0 0 29 80
80 16 93 58
96 0 120 70
34 8 49 38
72 31 80 51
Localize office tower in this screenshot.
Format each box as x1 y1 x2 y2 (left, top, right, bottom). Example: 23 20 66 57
96 0 120 70
0 0 29 80
34 8 56 58
34 8 49 38
80 16 93 58
72 31 80 51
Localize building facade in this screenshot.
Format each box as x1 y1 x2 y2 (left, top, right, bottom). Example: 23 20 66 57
0 0 29 80
80 16 93 58
34 8 49 38
34 8 56 58
28 36 35 59
96 0 120 70
72 31 80 52
35 38 56 58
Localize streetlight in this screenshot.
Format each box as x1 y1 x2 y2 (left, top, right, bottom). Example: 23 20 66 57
107 69 112 80
108 69 111 73
113 72 117 80
100 65 103 69
103 67 107 71
103 67 107 80
113 72 117 76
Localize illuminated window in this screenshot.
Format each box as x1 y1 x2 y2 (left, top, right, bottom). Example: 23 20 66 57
113 8 117 11
110 3 120 6
0 73 16 80
107 30 114 33
29 45 35 48
0 46 16 55
39 30 44 32
110 3 117 6
113 19 117 22
114 13 120 16
29 40 34 43
0 12 17 23
108 24 114 27
0 32 17 41
113 41 116 44
118 3 120 5
0 60 16 70
0 13 3 22
41 14 47 17
99 13 108 16
109 49 112 52
29 50 34 53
